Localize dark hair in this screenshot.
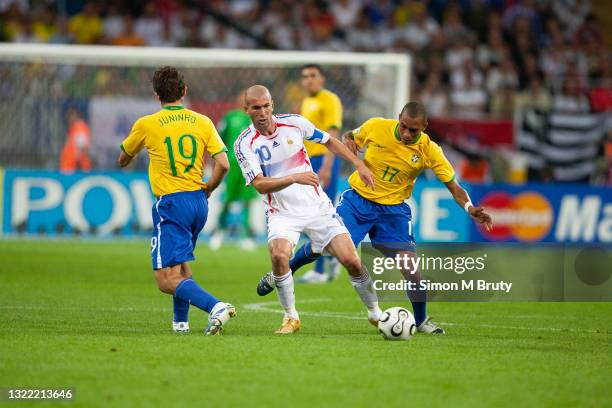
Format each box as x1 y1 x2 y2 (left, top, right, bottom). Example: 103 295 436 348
301 64 324 76
400 102 427 119
152 66 186 103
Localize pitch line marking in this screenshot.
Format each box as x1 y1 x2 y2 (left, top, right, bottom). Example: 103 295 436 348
243 299 610 335
1 302 609 335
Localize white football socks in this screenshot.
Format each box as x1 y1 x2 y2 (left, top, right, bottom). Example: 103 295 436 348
350 271 382 320
274 270 299 320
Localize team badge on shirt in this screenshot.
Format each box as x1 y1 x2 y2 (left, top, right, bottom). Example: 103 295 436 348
287 139 294 145
411 153 420 163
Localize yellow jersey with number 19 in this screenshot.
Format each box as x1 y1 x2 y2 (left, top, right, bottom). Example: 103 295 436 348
347 117 455 205
300 89 342 157
120 105 227 197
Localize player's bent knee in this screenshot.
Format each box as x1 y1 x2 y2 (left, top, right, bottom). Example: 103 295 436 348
155 277 174 294
270 251 290 267
339 255 362 274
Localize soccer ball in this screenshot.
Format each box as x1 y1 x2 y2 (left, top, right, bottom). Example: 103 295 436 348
378 307 417 340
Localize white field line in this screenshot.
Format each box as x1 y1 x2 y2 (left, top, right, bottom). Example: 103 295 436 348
0 300 609 334
243 299 610 335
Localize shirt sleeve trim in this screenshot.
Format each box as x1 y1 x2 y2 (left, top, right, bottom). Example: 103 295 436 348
211 147 228 158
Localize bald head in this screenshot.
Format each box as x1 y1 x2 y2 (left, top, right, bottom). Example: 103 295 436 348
244 85 272 107
244 84 275 134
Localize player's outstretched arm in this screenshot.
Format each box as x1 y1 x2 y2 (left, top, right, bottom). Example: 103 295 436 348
445 180 493 231
204 152 230 197
250 172 319 194
325 137 375 189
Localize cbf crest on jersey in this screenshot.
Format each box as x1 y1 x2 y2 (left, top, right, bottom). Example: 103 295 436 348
411 153 420 163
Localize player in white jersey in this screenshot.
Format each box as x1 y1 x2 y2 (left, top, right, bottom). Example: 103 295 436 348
235 85 382 334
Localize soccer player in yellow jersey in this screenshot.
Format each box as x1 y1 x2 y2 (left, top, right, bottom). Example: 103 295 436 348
298 64 344 283
118 66 236 335
257 102 493 334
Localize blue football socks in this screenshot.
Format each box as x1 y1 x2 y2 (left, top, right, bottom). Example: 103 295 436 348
313 256 326 275
175 278 219 313
289 243 321 274
406 288 427 326
173 295 190 322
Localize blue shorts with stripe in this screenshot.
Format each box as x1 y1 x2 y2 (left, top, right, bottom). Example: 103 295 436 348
336 188 416 252
151 190 208 269
310 154 341 203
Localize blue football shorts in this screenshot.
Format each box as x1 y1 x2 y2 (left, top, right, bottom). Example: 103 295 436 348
336 188 416 252
151 189 208 269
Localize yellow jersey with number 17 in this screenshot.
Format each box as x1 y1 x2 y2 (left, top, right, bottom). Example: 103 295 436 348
120 105 227 197
347 117 455 205
300 89 342 157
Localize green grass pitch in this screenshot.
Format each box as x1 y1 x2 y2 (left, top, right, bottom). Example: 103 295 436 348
0 239 610 407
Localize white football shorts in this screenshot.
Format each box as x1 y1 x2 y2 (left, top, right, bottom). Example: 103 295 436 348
267 209 349 254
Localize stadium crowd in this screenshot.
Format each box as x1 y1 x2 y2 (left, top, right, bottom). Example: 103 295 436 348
0 0 609 118
0 0 610 183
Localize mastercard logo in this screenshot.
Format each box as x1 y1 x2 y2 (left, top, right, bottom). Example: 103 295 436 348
478 191 554 241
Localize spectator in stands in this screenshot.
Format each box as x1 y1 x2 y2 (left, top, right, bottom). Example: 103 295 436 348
364 0 395 27
148 20 175 48
445 35 474 72
102 4 124 42
376 13 398 51
304 1 334 36
502 0 541 36
553 0 591 38
13 17 38 43
170 8 198 46
393 0 423 27
476 28 507 71
490 84 516 118
573 13 604 48
450 62 487 118
397 2 439 51
515 76 551 112
1 4 24 41
260 0 295 50
59 108 92 173
0 0 609 184
441 2 470 40
311 20 349 52
68 2 102 44
464 0 493 42
32 8 57 42
111 16 145 46
181 25 208 48
419 73 448 118
486 53 519 94
346 8 377 52
330 0 362 34
451 57 483 92
213 24 249 49
135 3 163 46
48 16 72 44
552 77 590 113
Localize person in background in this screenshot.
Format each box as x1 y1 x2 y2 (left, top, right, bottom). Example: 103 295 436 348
297 64 344 284
59 108 92 173
210 91 259 251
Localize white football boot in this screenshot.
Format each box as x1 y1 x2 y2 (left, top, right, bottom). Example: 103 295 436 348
204 302 236 335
